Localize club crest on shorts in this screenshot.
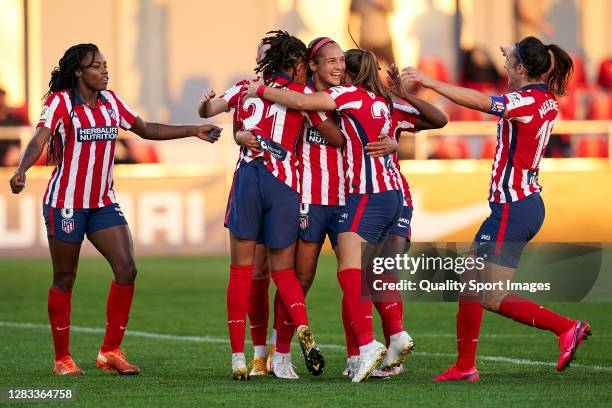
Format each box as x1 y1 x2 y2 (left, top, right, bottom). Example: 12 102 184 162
299 214 309 230
61 218 75 234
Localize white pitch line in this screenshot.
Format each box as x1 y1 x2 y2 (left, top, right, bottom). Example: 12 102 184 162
1 321 609 371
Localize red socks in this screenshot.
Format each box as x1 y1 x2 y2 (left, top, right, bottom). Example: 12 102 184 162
101 281 135 353
342 295 359 357
271 269 308 327
248 278 270 347
274 291 295 353
227 264 253 353
50 282 135 359
374 301 404 346
456 297 483 371
338 268 374 346
498 293 574 336
48 287 72 360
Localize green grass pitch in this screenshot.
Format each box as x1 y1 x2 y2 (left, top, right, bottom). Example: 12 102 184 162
1 255 611 407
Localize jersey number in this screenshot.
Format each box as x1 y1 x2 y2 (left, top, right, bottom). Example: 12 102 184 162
242 98 287 143
533 120 554 168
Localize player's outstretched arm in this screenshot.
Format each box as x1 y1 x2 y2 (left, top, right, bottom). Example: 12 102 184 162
130 117 222 143
197 89 229 118
244 80 337 112
403 94 448 131
9 126 52 194
400 67 493 114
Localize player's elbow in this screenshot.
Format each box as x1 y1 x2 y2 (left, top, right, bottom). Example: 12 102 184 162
435 114 449 128
197 105 210 119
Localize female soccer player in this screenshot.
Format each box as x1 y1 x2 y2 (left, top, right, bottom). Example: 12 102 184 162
9 43 221 376
245 48 413 382
341 65 448 378
267 36 346 376
199 40 274 378
215 31 341 380
400 36 591 380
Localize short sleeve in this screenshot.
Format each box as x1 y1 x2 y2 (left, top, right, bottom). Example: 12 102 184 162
392 103 419 130
222 80 249 109
325 86 359 111
107 90 137 130
503 91 537 120
37 93 65 132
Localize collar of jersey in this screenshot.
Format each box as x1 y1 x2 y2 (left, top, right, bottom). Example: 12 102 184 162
72 89 109 107
267 73 292 86
517 83 548 92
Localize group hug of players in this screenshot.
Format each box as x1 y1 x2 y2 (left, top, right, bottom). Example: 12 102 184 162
10 30 591 382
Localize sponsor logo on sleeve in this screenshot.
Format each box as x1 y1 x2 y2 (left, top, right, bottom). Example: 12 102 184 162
39 106 49 122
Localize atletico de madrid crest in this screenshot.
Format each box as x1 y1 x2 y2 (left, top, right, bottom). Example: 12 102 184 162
299 215 309 230
61 218 75 234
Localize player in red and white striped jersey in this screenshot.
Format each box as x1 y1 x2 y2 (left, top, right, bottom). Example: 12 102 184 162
401 36 590 380
209 32 336 380
266 36 347 376
198 40 274 378
10 43 221 376
246 49 413 382
347 66 447 377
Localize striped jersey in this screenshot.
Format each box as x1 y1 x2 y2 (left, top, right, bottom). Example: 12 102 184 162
325 85 401 194
390 103 419 206
224 74 326 192
487 84 558 203
296 80 345 205
37 89 137 209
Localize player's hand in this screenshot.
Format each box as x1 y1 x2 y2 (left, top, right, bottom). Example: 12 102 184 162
400 67 435 89
386 63 402 95
9 171 26 194
235 130 261 152
195 124 222 143
200 89 216 104
500 45 510 59
243 79 264 99
366 135 397 157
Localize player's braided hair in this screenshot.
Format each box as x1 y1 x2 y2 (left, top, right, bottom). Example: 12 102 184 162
43 43 99 164
255 31 307 83
515 36 573 96
344 49 393 110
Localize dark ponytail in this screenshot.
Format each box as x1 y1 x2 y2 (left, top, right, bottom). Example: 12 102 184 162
545 44 574 96
516 36 573 96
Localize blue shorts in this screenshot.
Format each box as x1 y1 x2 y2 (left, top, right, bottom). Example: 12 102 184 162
388 206 414 240
43 203 128 244
225 160 299 249
475 192 545 268
336 191 403 244
298 203 341 247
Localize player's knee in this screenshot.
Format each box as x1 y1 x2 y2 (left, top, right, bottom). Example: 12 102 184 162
481 299 501 312
53 272 76 291
252 264 269 280
298 276 313 295
115 259 138 284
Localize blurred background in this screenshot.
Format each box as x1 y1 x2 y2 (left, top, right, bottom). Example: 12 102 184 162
1 0 611 256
